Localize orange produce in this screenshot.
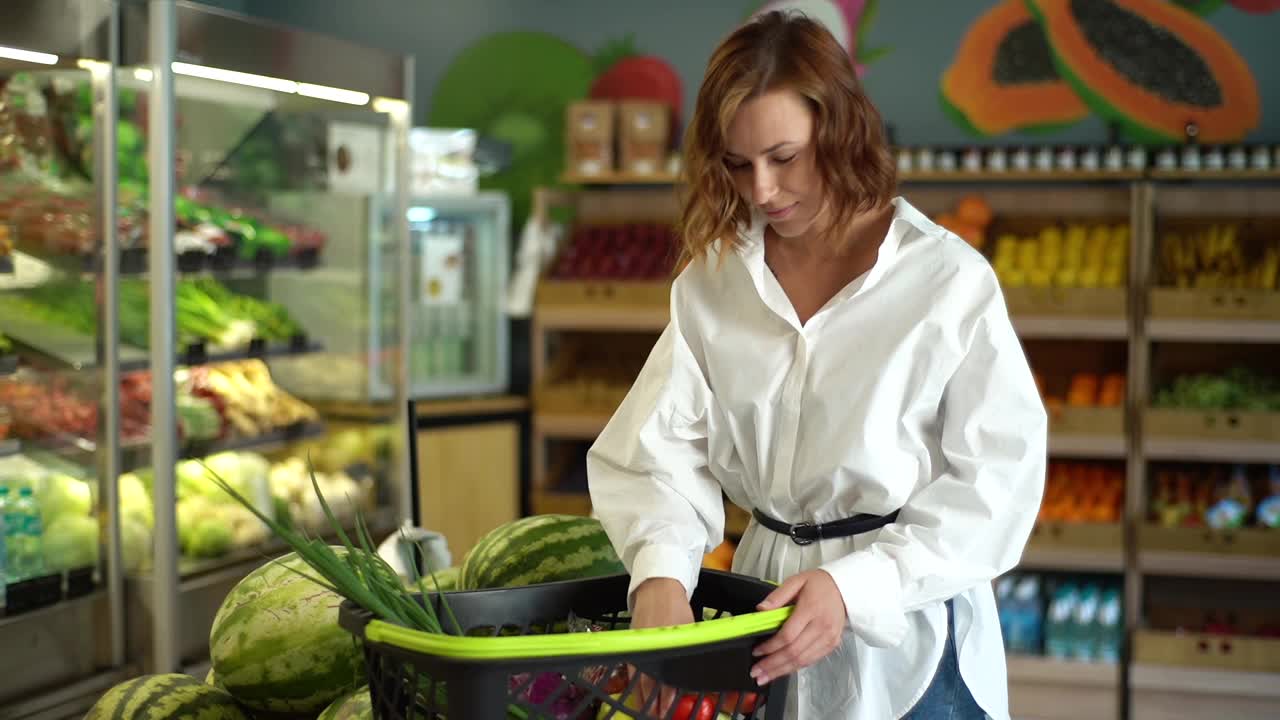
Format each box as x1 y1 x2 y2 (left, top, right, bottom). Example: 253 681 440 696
955 194 994 229
703 539 735 571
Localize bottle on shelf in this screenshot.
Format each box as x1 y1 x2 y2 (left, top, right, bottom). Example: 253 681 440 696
1070 584 1101 662
1096 588 1123 663
5 486 45 582
1045 583 1078 660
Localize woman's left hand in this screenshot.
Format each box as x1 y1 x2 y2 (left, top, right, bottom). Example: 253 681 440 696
749 570 847 686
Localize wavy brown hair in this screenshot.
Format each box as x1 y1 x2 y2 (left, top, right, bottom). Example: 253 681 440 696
676 10 897 269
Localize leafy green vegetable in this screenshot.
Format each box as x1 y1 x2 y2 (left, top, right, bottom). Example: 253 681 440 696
1153 367 1280 411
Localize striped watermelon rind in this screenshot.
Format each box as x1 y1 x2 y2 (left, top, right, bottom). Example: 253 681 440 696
459 514 624 590
85 673 250 720
317 686 373 720
209 550 365 714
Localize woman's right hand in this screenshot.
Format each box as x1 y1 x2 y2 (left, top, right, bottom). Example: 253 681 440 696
629 578 696 715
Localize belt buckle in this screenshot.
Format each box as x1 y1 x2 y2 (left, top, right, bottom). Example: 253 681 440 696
788 521 816 545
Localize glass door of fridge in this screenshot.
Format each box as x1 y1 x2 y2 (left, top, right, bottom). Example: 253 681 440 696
405 192 510 399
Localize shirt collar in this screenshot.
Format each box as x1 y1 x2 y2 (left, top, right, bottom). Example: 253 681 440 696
732 196 910 304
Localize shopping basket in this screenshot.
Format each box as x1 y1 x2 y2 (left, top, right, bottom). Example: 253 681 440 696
338 568 794 719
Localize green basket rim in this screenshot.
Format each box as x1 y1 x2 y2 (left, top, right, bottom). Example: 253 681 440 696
362 606 794 661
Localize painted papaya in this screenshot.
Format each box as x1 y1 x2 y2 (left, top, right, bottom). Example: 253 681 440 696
1025 0 1260 143
941 0 1090 136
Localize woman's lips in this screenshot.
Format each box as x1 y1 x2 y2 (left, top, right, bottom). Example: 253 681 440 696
766 203 797 220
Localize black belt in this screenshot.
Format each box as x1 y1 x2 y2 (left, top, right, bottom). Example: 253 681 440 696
752 507 899 545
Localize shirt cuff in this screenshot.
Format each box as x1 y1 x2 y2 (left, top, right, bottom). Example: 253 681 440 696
626 543 701 612
819 549 909 648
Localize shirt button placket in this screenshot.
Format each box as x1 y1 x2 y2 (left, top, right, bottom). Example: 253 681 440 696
771 332 808 511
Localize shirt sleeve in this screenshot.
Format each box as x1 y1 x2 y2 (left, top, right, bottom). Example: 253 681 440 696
586 312 726 609
818 284 1048 648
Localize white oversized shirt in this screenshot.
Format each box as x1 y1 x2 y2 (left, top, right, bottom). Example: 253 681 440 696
586 196 1047 720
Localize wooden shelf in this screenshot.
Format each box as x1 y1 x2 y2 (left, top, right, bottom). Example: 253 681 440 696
1048 433 1127 459
1132 663 1280 695
1148 168 1280 182
535 304 669 332
560 170 681 185
1013 315 1129 340
534 411 610 439
1138 550 1280 581
1009 655 1121 687
1021 545 1125 573
1147 317 1280 344
1130 663 1280 720
1143 437 1280 464
1008 656 1121 720
899 169 1142 183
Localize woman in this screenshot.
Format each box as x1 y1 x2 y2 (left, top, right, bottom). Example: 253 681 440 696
586 10 1046 720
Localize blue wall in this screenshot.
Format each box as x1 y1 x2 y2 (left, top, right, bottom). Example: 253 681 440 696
211 0 1279 144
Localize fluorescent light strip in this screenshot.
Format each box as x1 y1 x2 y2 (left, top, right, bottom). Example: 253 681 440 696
0 45 58 65
172 61 298 93
298 83 370 106
134 68 154 82
372 97 409 116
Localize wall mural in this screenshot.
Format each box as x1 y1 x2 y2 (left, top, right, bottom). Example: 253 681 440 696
752 0 893 77
425 0 1273 230
941 0 1274 143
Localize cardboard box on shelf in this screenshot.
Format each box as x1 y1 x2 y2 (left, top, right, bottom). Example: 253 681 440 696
565 101 616 177
618 101 670 177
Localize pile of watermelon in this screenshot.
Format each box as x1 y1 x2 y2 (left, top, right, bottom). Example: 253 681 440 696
82 514 629 720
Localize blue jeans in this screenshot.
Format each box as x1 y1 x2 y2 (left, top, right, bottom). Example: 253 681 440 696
901 600 986 720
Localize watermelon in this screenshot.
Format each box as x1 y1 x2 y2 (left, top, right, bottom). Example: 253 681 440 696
209 551 365 715
460 514 625 590
84 673 249 720
405 565 461 593
317 686 373 720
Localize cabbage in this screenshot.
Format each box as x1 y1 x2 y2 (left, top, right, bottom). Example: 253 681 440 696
43 515 99 570
185 518 233 558
121 518 151 573
119 472 154 529
37 473 94 523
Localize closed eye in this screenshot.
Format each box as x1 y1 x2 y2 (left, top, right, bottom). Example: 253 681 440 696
774 154 796 165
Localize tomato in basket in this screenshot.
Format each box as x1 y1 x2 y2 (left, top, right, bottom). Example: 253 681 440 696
673 695 715 720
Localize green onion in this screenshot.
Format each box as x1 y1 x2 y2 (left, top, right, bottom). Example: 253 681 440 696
205 458 531 718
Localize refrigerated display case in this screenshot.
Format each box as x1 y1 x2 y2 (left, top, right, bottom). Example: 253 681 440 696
0 1 415 711
0 1 135 714
404 191 510 399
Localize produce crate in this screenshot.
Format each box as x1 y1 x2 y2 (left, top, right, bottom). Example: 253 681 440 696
1003 287 1127 318
1028 522 1124 552
1149 288 1280 320
1051 406 1125 436
1138 524 1280 557
532 187 679 314
339 570 790 719
1144 407 1280 444
532 333 650 417
1134 629 1280 674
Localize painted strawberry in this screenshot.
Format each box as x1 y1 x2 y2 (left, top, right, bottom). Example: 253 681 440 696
1229 0 1280 12
588 35 683 128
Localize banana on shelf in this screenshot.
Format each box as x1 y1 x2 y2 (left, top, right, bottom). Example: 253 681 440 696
993 221 1128 289
1159 223 1279 290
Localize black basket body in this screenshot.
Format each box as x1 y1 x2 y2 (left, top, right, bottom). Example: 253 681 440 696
339 570 791 719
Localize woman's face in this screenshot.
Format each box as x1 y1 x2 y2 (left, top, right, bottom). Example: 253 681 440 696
724 88 824 240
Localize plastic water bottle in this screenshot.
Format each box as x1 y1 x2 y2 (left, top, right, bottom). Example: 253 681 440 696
1095 588 1123 663
1007 575 1043 654
1045 584 1078 660
7 486 45 581
1071 584 1100 661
